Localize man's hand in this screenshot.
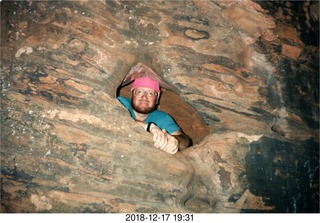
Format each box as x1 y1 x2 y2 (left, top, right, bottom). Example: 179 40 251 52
150 125 178 155
136 121 191 154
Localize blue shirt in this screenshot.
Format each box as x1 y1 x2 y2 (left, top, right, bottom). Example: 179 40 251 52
118 96 181 134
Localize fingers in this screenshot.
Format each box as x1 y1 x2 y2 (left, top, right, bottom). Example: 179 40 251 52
156 129 168 150
152 130 178 154
165 136 178 154
153 130 166 149
164 142 178 154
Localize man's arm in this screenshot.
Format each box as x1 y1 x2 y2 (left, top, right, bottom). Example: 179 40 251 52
171 130 192 151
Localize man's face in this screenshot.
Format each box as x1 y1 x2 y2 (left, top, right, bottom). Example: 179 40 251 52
131 87 158 114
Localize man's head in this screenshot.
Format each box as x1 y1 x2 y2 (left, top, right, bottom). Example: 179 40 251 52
131 76 161 114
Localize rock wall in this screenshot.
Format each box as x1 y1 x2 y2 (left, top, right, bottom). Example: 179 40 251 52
1 0 319 213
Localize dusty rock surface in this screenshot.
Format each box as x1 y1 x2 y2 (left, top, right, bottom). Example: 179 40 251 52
1 0 319 213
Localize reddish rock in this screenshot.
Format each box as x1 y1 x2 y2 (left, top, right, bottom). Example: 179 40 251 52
281 44 303 60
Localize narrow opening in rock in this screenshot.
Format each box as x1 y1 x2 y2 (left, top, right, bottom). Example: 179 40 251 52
116 63 211 145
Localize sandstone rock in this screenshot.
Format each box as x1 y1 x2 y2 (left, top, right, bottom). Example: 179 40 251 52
1 0 318 214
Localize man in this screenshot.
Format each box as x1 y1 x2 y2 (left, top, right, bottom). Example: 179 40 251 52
118 76 192 155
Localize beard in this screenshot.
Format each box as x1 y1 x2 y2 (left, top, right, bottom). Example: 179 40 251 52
132 100 157 114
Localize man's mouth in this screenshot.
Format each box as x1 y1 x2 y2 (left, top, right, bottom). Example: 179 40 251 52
138 102 149 107
138 99 149 104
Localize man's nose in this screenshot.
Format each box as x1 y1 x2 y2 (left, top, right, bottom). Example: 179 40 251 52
141 92 148 99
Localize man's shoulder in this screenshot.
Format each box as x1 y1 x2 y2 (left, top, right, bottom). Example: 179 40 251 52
149 110 181 134
118 96 129 101
149 110 175 122
117 96 130 102
117 96 131 108
151 109 170 117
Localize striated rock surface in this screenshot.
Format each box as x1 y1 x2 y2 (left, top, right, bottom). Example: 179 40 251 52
1 0 318 213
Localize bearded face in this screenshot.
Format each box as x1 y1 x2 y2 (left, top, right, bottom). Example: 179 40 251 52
131 87 158 114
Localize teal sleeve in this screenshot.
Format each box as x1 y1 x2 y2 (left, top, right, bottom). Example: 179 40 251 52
117 96 136 119
117 96 130 109
147 111 181 134
159 114 181 134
